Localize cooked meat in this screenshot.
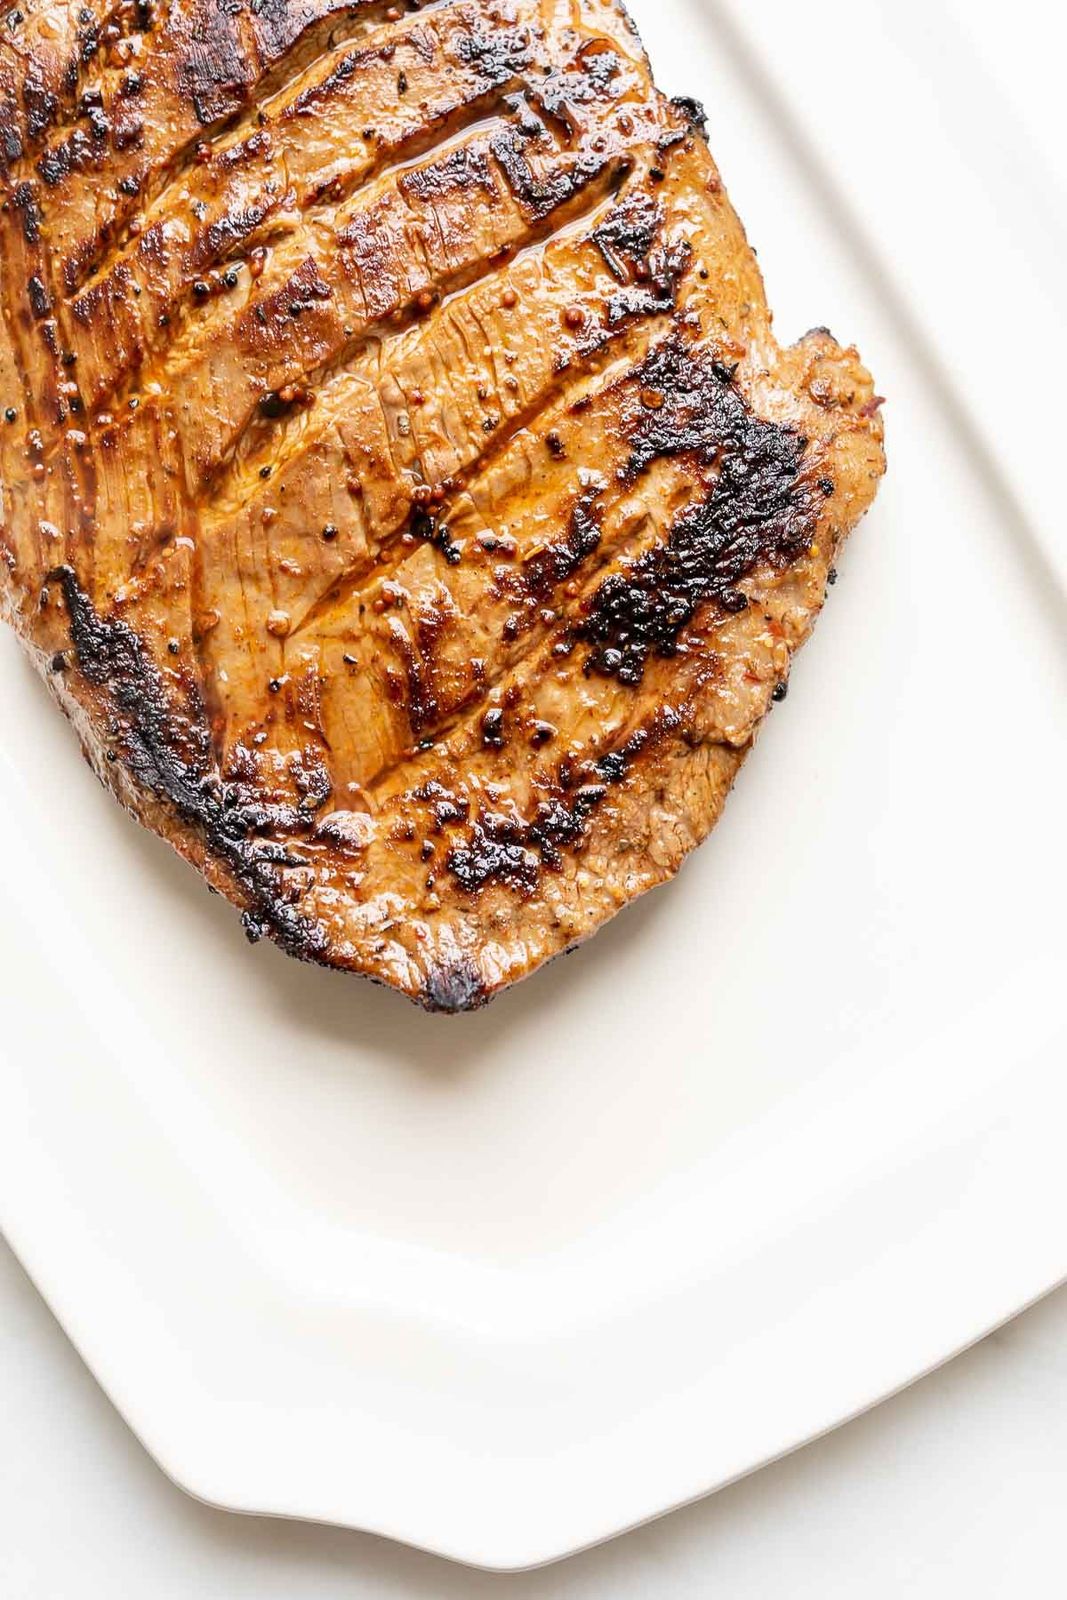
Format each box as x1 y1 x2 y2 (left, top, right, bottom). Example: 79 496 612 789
0 0 885 1010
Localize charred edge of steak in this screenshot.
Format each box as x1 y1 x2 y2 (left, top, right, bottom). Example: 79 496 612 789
444 708 684 896
576 338 823 684
419 955 488 1013
669 96 708 137
47 566 331 963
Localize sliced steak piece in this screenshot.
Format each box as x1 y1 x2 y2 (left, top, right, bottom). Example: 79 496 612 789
0 0 885 1009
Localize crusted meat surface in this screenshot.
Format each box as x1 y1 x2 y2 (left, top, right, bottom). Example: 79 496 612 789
0 0 884 1009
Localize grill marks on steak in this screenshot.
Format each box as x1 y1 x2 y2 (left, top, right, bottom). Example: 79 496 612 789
27 0 415 288
47 559 333 961
65 0 543 406
0 0 885 1008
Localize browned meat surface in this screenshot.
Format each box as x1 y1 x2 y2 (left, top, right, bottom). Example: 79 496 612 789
0 0 885 1010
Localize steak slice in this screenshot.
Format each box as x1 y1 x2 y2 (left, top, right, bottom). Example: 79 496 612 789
0 0 885 1010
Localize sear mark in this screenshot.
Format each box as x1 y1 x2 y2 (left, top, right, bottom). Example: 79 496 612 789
446 789 601 894
399 141 495 202
592 189 662 280
490 474 605 634
489 101 612 220
444 710 682 895
452 18 535 83
576 339 818 684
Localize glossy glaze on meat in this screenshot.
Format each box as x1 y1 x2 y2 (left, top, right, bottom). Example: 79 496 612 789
0 0 885 1008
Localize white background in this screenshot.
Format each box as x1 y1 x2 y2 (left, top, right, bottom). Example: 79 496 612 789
3 0 1065 1592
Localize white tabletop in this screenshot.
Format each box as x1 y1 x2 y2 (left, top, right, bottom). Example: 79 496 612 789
2 1239 1064 1596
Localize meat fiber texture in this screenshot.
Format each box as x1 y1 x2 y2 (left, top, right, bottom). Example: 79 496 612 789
0 0 885 1009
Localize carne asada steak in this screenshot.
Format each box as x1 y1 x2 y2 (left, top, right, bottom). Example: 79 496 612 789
0 0 885 1009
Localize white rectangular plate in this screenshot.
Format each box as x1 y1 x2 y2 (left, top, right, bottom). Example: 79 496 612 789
2 0 1065 1572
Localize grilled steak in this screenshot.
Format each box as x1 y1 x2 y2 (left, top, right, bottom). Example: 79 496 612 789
0 0 885 1010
